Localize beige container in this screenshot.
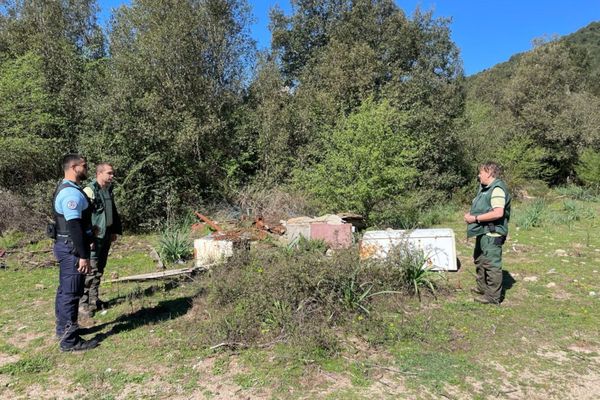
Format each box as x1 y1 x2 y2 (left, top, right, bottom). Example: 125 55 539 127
194 237 249 267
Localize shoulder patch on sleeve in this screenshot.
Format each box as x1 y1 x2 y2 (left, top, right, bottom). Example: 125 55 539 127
67 200 78 210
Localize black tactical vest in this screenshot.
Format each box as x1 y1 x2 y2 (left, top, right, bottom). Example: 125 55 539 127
52 181 93 237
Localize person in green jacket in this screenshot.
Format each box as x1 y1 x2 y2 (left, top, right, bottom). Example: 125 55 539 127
79 163 122 317
463 161 511 304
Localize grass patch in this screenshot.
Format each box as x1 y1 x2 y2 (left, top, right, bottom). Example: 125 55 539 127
0 230 26 249
0 355 53 375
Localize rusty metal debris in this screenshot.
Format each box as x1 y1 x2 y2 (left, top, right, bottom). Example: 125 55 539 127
194 212 223 232
191 211 363 249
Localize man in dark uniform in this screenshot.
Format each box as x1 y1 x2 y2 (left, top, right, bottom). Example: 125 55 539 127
463 161 511 305
53 154 99 351
79 162 122 317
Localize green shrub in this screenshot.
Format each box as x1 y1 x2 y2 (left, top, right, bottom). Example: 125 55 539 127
549 199 597 229
0 136 64 190
293 99 418 222
286 236 328 254
188 241 445 352
384 242 442 301
514 198 547 229
369 190 454 229
576 148 600 190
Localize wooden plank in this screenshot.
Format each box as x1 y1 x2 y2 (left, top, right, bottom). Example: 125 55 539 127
103 263 216 284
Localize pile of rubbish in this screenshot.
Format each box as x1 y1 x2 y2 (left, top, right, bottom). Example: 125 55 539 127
191 211 364 265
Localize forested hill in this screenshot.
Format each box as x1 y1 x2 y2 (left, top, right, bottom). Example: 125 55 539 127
466 21 600 97
565 21 600 77
461 20 600 189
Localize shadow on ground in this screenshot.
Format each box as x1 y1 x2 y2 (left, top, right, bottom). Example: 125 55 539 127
80 287 203 344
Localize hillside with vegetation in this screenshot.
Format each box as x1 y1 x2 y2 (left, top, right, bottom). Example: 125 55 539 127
463 21 600 187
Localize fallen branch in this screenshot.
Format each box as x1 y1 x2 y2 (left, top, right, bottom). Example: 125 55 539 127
209 342 248 351
9 248 53 255
103 263 215 284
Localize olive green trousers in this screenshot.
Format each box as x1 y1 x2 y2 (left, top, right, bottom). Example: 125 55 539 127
474 234 504 303
79 235 112 311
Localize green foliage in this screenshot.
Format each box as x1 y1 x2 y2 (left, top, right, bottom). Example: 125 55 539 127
0 136 63 189
263 1 466 190
369 190 455 229
0 230 26 249
83 0 255 227
286 236 328 254
293 99 418 221
0 53 65 138
194 244 441 350
514 199 547 229
549 199 597 230
465 37 600 184
575 148 600 190
384 243 441 301
554 184 599 201
158 228 192 263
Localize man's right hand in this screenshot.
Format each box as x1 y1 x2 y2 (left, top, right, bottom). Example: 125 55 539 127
78 258 91 274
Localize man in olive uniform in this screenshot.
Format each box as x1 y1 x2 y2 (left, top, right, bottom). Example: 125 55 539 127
79 162 122 317
53 154 99 351
463 162 511 304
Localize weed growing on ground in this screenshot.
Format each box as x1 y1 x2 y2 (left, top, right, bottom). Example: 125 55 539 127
383 242 443 301
554 184 599 201
158 227 192 263
514 198 547 229
0 230 26 249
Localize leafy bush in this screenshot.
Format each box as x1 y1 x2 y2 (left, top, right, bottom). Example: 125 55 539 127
293 99 418 222
0 136 64 190
286 236 328 254
514 199 547 229
576 148 600 190
498 137 551 187
188 242 445 352
549 199 597 229
368 191 457 229
158 228 192 263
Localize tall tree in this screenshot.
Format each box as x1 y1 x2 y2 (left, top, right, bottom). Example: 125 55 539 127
87 0 254 226
0 0 105 145
255 0 466 190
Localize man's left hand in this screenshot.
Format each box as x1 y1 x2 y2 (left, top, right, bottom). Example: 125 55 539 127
111 234 118 242
464 213 475 224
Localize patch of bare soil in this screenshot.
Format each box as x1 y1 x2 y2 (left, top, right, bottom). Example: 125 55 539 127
186 355 268 400
23 377 86 400
0 353 20 367
6 331 45 349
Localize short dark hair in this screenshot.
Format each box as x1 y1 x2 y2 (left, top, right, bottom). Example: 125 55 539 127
62 154 85 171
479 161 502 178
96 162 113 174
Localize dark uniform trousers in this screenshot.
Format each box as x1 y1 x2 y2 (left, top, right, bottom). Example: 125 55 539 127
54 240 85 347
